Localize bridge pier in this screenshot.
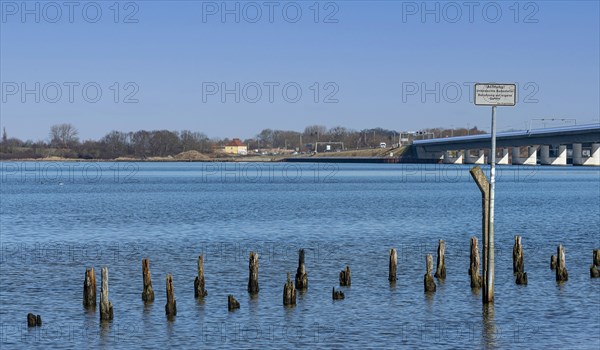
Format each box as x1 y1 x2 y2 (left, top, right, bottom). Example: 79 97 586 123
497 148 509 165
512 146 537 165
540 145 567 166
443 150 463 164
573 143 600 166
465 149 485 164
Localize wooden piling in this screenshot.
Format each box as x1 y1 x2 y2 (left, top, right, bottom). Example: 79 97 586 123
100 267 113 321
389 248 397 282
165 274 177 317
469 166 491 303
283 272 296 306
228 295 240 311
513 236 527 284
590 249 600 278
332 287 345 300
550 255 557 270
339 265 351 287
294 249 308 290
194 255 208 298
141 258 155 302
248 252 259 294
83 267 96 308
434 240 446 279
424 254 436 293
513 236 524 274
556 245 568 282
27 313 41 327
469 237 482 289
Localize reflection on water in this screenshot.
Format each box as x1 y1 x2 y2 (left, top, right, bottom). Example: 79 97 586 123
482 303 497 349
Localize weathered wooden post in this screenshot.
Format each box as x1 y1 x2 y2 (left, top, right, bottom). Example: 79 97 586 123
469 237 482 289
248 252 259 294
332 287 345 300
591 249 600 278
295 249 308 290
100 267 113 321
283 272 296 306
194 255 208 298
83 267 96 308
424 254 436 293
27 313 41 327
165 274 177 317
550 255 557 270
434 240 446 279
228 295 240 311
469 166 491 302
556 245 568 282
141 258 155 302
513 236 527 284
389 248 397 282
513 236 524 274
339 265 351 286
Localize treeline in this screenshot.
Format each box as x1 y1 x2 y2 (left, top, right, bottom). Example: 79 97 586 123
0 123 485 160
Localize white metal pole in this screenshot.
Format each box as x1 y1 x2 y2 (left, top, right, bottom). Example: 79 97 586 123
487 105 496 301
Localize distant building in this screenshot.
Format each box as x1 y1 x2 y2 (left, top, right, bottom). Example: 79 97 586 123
224 138 248 155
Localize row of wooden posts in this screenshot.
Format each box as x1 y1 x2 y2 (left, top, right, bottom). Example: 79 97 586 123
71 241 600 323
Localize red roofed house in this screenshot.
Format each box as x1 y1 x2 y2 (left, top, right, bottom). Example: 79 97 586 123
224 138 248 155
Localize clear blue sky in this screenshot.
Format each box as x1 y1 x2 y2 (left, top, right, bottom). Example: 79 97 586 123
1 0 599 141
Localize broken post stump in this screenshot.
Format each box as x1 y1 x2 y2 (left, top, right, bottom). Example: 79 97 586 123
434 240 446 279
424 254 436 293
165 274 177 317
389 248 397 282
248 252 259 295
513 236 524 274
590 249 600 278
513 236 527 285
27 313 41 327
469 237 482 289
332 287 345 300
283 272 296 306
550 255 557 270
100 267 113 321
339 265 351 286
556 245 568 282
83 267 96 308
194 255 208 298
295 249 308 290
228 295 240 311
516 272 528 285
141 258 155 302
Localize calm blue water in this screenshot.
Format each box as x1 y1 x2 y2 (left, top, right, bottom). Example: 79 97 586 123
0 162 599 349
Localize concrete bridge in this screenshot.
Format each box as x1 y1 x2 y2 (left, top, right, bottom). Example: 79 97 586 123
413 123 600 166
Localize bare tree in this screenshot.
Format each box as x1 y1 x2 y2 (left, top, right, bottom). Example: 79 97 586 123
49 123 79 148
